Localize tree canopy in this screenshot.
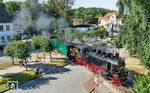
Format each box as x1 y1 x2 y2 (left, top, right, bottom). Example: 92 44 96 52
5 1 21 16
132 75 150 93
67 7 112 25
4 41 16 65
31 36 43 57
41 36 54 62
117 0 150 68
43 0 74 18
14 41 30 60
4 41 30 70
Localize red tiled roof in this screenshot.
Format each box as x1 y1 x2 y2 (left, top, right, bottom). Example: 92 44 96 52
98 12 117 21
104 12 116 18
99 17 108 21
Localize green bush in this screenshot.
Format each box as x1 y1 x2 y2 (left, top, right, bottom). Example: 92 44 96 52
91 27 108 39
132 75 150 93
113 35 123 49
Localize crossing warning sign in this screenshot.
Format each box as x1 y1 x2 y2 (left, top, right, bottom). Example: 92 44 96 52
7 81 18 89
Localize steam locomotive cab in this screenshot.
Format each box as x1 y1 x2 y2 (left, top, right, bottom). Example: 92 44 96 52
72 45 91 65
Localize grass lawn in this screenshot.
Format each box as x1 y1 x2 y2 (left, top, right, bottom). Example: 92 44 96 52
31 52 48 58
0 70 36 92
49 61 68 67
22 38 33 42
125 57 150 75
0 59 19 70
31 51 58 59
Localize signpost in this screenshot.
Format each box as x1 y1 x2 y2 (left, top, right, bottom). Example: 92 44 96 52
7 81 18 89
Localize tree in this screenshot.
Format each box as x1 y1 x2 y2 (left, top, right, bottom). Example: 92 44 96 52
132 75 150 93
113 35 123 49
117 0 150 68
31 36 42 58
21 0 40 21
116 0 131 15
4 1 21 16
11 32 21 41
4 41 16 65
92 27 108 39
14 0 40 35
4 41 30 70
14 41 30 71
0 0 4 8
68 7 112 24
41 37 54 62
44 0 74 18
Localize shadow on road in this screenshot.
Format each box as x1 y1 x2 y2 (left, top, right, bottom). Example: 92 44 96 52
17 64 72 90
50 67 71 74
0 73 18 77
19 76 58 90
27 63 56 72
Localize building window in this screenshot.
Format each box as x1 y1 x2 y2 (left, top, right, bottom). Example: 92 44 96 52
1 36 5 43
6 25 10 31
7 36 11 42
0 25 3 31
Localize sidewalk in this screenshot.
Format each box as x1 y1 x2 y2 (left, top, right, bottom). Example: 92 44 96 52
0 52 67 78
83 75 113 93
83 74 127 93
0 66 25 78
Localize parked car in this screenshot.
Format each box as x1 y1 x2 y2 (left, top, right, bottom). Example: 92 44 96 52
22 35 32 39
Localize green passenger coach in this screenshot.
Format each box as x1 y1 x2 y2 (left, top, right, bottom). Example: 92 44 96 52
52 38 74 57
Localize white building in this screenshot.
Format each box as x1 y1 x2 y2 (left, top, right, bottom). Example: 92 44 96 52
98 12 122 32
0 4 23 46
0 20 23 46
0 22 23 46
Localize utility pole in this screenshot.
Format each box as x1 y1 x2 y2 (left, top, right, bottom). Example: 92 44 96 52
110 24 114 40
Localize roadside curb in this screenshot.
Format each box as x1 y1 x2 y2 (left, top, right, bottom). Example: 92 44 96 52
0 76 37 93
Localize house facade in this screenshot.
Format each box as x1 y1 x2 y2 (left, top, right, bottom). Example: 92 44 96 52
0 22 23 46
0 7 23 46
98 12 122 32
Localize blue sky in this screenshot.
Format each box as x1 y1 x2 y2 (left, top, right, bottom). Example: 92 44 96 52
72 0 118 10
4 0 118 10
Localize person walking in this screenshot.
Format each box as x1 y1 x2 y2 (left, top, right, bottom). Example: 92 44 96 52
94 75 99 86
35 66 40 77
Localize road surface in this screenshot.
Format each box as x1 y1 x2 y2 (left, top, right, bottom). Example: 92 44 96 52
5 64 112 93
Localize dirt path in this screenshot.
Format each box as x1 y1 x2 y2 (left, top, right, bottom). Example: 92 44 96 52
119 48 149 75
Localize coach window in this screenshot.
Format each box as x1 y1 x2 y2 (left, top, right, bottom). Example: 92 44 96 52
97 50 101 55
83 48 90 55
